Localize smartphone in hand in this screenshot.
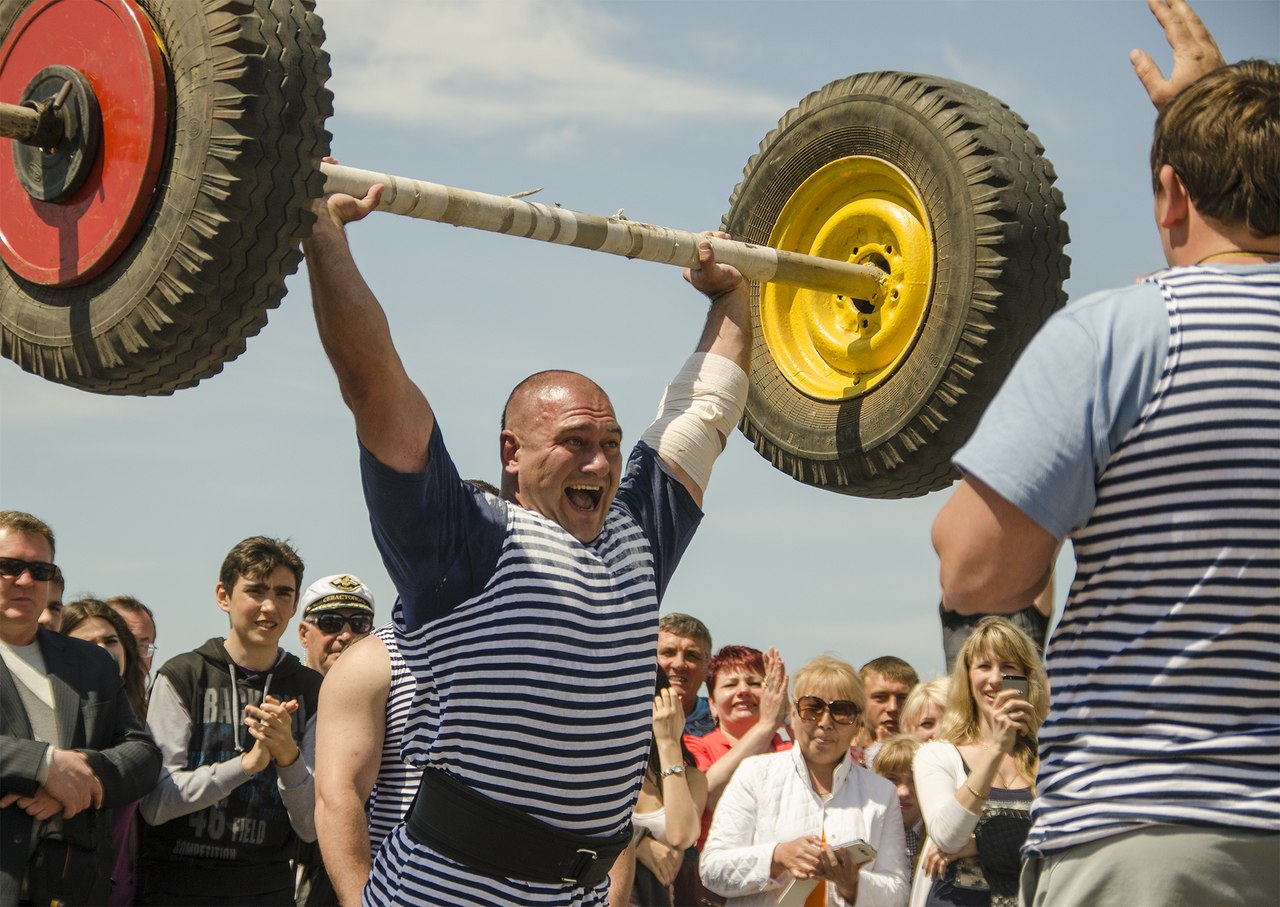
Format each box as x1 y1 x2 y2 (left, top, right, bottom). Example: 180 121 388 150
1002 674 1029 698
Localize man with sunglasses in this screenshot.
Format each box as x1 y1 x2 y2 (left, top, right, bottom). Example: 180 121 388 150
294 574 375 906
0 510 161 906
297 574 375 676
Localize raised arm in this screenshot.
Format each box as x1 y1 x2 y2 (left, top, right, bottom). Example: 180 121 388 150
1129 0 1225 111
641 235 752 508
315 634 392 907
303 184 435 474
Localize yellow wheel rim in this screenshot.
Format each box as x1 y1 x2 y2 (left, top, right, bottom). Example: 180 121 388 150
762 156 933 401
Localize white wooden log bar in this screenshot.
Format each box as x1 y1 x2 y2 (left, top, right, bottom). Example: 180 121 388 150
321 162 887 301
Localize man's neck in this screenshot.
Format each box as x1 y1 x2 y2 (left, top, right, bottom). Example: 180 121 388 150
223 634 279 672
1168 211 1280 267
0 620 38 647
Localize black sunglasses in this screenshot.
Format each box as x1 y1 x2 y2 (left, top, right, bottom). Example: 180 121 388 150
308 613 373 635
795 696 861 725
0 557 59 583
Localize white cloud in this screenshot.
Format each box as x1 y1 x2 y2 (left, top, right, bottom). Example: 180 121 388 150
320 0 789 135
526 122 585 158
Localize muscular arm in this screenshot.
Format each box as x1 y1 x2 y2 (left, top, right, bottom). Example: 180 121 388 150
315 635 391 907
303 187 435 474
652 236 753 508
932 476 1058 615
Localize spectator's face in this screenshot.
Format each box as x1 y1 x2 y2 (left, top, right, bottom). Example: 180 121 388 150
115 607 156 672
791 682 859 770
298 608 371 674
68 617 127 677
38 587 63 632
657 631 709 715
709 667 764 733
0 529 53 643
863 672 912 741
908 699 944 742
882 770 920 827
503 380 622 544
968 650 1023 721
216 566 298 648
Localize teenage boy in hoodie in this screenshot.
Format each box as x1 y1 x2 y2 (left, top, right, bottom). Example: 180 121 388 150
139 536 323 905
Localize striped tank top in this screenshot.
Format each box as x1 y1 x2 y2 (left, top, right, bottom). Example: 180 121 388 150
362 439 700 905
366 623 421 854
1025 265 1280 854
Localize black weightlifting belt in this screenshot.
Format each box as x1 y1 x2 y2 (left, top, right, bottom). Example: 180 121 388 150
406 768 632 889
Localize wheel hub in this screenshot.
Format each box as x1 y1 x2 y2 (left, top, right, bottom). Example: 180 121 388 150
761 156 934 401
0 0 168 287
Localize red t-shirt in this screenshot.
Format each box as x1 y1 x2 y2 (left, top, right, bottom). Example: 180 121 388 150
684 727 792 849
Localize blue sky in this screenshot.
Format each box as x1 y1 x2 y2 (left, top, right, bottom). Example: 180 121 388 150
3 0 1277 680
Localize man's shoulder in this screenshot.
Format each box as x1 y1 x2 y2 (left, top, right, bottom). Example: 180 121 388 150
40 629 118 679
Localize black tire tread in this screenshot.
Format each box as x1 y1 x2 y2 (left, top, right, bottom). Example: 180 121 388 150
723 71 1070 498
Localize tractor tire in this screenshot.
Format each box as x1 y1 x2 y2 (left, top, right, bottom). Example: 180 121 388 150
725 71 1070 499
0 0 331 395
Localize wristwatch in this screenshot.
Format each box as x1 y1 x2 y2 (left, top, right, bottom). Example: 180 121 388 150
659 763 686 779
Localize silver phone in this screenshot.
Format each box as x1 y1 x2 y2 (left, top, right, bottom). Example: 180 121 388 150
1002 674 1029 698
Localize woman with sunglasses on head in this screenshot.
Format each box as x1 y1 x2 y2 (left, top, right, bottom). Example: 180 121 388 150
909 618 1048 907
699 655 911 906
61 598 152 907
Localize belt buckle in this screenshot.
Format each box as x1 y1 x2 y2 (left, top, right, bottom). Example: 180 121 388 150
561 847 598 884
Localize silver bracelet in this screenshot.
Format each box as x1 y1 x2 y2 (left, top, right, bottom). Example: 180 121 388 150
659 763 686 779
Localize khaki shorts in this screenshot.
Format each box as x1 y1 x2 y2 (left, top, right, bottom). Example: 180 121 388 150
1020 826 1280 907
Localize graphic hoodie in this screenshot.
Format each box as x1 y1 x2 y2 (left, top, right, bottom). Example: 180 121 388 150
139 637 322 898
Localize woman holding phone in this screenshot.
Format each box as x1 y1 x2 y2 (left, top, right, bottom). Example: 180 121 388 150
700 655 910 906
910 618 1048 907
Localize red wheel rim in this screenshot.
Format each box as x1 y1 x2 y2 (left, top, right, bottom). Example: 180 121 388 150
0 0 167 287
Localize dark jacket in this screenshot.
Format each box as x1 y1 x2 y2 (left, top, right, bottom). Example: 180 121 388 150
139 638 321 900
0 628 162 906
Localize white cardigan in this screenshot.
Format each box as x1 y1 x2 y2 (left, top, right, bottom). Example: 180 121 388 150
700 746 910 907
908 741 984 907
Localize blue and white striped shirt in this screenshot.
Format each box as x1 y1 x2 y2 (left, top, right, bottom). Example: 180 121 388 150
361 429 701 905
960 265 1280 855
366 623 420 854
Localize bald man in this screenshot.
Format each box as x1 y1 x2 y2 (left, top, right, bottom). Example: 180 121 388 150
303 188 750 906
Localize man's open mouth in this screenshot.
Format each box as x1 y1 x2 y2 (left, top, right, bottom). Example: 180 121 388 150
566 485 602 511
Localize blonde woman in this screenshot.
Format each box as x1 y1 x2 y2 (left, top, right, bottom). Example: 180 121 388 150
900 679 948 742
701 655 910 906
910 619 1047 907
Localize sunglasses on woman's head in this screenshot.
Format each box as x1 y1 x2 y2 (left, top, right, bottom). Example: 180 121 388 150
794 696 860 725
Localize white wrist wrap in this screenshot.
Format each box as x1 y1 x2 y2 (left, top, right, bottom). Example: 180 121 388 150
640 352 748 494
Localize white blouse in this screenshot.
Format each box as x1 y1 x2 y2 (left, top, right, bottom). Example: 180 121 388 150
700 745 911 907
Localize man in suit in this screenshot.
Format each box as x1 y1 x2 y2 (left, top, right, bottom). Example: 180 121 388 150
0 510 161 905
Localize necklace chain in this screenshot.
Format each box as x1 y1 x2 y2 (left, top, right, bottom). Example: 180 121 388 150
1197 250 1280 265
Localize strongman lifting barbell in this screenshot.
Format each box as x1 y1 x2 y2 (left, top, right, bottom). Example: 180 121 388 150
0 0 1069 499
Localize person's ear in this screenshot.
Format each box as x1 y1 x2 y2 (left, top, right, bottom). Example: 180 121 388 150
500 430 520 476
215 582 231 614
1155 164 1190 229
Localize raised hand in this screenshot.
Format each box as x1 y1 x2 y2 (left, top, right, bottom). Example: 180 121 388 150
683 231 745 300
1130 0 1225 111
